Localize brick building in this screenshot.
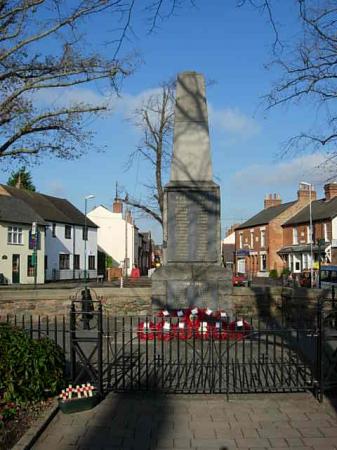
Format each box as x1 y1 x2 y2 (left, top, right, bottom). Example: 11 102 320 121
279 183 337 273
235 184 314 276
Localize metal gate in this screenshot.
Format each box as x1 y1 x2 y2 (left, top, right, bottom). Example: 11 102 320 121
101 316 317 395
69 296 337 399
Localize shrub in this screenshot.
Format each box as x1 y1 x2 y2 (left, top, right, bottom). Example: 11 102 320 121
281 268 291 277
269 269 279 279
0 324 65 403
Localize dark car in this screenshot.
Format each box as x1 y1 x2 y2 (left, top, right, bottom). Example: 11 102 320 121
232 273 248 287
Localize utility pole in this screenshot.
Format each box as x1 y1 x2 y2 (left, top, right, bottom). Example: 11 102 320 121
32 221 37 288
301 182 314 288
124 207 128 278
84 195 95 289
317 239 325 289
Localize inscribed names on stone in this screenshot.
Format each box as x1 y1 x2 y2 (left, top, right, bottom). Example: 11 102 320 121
167 190 218 263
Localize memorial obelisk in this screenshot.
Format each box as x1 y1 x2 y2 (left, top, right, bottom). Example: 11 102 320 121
152 71 231 310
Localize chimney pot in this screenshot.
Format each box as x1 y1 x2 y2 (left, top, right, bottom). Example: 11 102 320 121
324 182 337 201
264 193 282 209
297 183 317 202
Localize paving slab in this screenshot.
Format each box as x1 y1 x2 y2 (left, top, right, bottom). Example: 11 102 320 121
32 393 337 450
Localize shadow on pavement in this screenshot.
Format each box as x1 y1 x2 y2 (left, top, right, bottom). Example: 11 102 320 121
76 377 169 450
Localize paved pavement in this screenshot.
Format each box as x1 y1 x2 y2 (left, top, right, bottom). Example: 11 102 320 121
33 393 337 450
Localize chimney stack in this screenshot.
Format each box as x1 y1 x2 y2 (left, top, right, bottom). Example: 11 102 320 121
113 197 123 214
324 182 337 201
264 193 282 209
297 183 317 202
15 172 22 189
113 181 123 213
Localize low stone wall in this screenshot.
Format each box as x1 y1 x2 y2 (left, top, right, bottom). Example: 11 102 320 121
232 286 330 319
0 286 152 317
0 284 331 319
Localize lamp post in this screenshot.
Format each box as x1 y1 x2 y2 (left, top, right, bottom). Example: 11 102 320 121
301 182 314 288
84 194 95 289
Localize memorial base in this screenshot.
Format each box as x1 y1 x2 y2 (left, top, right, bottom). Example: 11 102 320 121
151 265 233 312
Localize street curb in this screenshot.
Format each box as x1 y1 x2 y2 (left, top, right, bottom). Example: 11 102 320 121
11 400 59 450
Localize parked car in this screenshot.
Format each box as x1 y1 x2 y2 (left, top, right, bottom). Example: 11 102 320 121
299 270 318 288
232 273 248 287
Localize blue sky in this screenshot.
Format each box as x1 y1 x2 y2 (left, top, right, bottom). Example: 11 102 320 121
1 1 333 242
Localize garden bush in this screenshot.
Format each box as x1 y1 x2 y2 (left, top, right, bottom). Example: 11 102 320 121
281 268 291 277
269 269 279 279
0 324 65 403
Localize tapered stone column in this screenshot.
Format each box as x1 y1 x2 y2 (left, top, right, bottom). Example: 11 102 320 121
152 72 231 311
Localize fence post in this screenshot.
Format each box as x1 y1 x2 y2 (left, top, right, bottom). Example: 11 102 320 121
70 302 76 383
332 285 335 308
97 301 103 398
317 299 324 402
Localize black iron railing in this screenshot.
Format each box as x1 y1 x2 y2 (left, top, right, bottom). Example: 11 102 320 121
2 289 337 401
101 315 318 396
4 313 69 358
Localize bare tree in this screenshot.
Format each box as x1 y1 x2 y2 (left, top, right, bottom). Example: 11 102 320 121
0 1 188 165
240 0 337 157
122 81 175 225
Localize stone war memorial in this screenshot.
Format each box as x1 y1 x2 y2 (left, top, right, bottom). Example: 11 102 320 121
152 71 232 311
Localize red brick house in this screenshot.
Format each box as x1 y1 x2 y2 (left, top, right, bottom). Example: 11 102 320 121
279 183 337 273
235 184 314 276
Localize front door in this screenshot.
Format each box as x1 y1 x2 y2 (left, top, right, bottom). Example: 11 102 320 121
12 254 20 284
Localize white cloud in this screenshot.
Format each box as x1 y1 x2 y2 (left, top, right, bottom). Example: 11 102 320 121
32 86 259 139
112 88 162 116
209 105 260 138
232 153 336 188
31 86 165 127
32 87 108 108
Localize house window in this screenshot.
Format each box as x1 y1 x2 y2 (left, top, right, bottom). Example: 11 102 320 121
52 223 56 237
88 255 95 270
260 254 267 271
239 233 243 248
303 253 308 269
74 254 80 270
8 226 23 245
306 226 310 243
260 230 266 248
45 255 48 270
27 255 36 277
65 225 72 239
293 227 298 245
83 226 88 241
250 231 254 248
324 223 329 242
59 254 70 270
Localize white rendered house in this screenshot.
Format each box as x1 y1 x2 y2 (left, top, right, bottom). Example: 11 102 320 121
0 187 46 284
1 185 98 281
88 199 135 276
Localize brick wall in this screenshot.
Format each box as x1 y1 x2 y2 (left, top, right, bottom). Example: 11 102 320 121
283 221 332 246
268 196 313 273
